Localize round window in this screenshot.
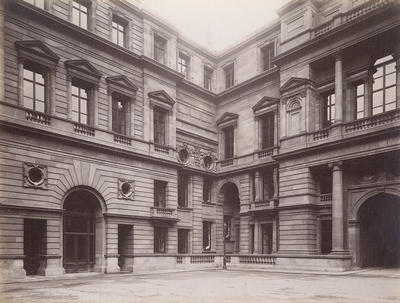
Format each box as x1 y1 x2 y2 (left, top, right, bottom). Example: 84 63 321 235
203 156 213 169
178 149 189 163
28 167 44 185
121 182 133 197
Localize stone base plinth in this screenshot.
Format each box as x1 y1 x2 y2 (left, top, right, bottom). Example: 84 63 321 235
0 258 26 281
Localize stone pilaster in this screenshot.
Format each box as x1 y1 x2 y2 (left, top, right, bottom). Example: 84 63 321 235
334 52 343 123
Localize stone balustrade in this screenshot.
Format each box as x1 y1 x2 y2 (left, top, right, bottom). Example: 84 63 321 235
345 108 400 133
25 110 51 125
320 193 333 203
150 207 178 220
114 134 132 145
74 123 95 137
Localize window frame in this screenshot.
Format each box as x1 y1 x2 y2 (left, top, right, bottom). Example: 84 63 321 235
178 52 190 79
372 55 396 115
177 229 189 254
260 112 274 149
154 226 167 253
260 42 275 72
111 93 130 135
202 221 212 251
202 177 212 203
71 80 90 125
224 63 235 89
203 66 213 90
72 0 90 30
111 15 128 48
177 172 189 208
23 64 47 113
154 180 167 208
321 91 336 128
15 40 60 115
223 126 234 159
153 106 168 146
154 34 167 64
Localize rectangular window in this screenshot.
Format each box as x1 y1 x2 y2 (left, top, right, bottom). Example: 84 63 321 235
23 67 46 113
112 16 126 47
262 171 274 200
204 66 213 90
224 126 234 159
112 94 128 135
261 112 274 149
71 82 89 124
154 34 166 64
261 223 273 254
202 178 212 203
177 229 189 254
154 226 167 253
154 180 167 208
177 173 188 207
249 224 255 254
261 43 274 71
235 224 240 252
25 0 45 9
355 83 365 120
372 56 396 115
178 52 190 79
322 92 335 127
223 216 232 240
320 219 332 254
202 221 212 251
153 107 167 145
72 1 88 30
224 63 234 89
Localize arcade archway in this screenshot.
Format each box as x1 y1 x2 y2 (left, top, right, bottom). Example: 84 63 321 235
359 193 400 268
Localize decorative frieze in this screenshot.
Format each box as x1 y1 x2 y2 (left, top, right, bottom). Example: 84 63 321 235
176 142 217 171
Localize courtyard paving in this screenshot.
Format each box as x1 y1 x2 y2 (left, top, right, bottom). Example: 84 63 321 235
1 268 399 303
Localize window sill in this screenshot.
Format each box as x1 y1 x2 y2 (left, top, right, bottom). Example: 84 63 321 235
202 251 216 254
177 206 193 211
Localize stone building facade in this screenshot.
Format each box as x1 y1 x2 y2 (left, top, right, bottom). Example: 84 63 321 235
0 0 399 279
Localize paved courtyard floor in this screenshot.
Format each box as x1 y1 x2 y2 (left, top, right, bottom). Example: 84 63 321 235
1 268 400 303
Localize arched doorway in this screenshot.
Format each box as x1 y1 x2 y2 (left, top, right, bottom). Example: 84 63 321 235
63 189 104 273
359 193 400 268
219 182 240 254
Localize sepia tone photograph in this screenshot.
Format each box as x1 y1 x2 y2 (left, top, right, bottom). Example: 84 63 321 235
0 0 399 302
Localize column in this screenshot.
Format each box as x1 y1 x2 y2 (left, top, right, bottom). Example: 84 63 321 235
330 162 346 254
254 170 262 201
334 51 343 123
254 222 260 254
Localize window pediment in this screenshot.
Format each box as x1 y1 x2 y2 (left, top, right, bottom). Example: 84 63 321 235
286 97 302 112
148 90 175 110
106 75 138 97
252 96 279 116
15 40 60 67
216 112 238 128
280 77 314 93
64 59 102 83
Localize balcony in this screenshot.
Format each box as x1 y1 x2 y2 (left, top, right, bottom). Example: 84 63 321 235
345 109 400 133
248 199 278 213
257 147 274 159
25 109 51 125
150 207 178 221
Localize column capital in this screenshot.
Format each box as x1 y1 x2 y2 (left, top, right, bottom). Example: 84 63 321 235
333 50 343 61
328 161 343 170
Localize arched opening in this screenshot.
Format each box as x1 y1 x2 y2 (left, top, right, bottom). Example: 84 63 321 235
63 189 104 273
220 182 240 254
359 193 400 268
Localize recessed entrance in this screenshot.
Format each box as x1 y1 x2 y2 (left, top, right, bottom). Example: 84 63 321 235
63 189 104 273
24 219 46 275
359 193 400 268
